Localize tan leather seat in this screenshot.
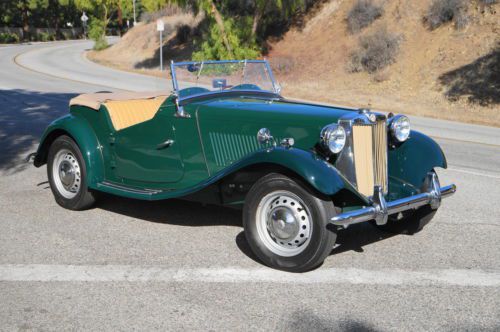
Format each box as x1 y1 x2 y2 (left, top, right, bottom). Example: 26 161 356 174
104 98 166 131
69 91 168 131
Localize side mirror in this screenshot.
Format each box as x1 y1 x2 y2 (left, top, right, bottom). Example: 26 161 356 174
212 78 227 89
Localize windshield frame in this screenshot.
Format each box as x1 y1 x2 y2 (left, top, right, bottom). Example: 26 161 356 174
169 60 281 102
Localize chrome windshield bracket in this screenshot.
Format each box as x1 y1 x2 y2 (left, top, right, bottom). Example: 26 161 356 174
174 95 190 118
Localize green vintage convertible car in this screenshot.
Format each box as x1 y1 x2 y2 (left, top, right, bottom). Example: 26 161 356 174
32 60 455 272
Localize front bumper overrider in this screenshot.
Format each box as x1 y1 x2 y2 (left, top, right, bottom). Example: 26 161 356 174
331 172 456 227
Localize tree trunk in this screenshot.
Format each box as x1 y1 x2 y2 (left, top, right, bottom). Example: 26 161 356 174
21 0 30 41
251 3 265 37
209 0 233 57
51 0 62 39
103 4 109 38
117 5 123 35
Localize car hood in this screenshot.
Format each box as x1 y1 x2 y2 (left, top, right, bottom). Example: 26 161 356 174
190 96 357 154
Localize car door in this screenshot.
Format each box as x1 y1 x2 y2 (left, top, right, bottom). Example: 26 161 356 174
112 108 184 184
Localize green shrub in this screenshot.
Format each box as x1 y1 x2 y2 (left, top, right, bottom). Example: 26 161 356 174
192 17 259 61
347 0 384 34
37 32 56 42
0 32 20 43
89 19 108 50
348 28 402 73
424 0 469 30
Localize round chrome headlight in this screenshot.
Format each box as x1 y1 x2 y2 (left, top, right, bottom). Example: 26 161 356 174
320 124 346 154
390 115 411 142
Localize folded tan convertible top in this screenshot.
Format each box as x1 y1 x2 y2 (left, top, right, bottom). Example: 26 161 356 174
69 91 168 110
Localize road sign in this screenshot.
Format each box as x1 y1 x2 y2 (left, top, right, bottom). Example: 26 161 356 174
81 12 88 39
156 19 164 31
81 12 88 23
157 19 165 71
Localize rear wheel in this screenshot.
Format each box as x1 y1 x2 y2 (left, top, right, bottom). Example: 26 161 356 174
47 135 96 210
243 173 337 272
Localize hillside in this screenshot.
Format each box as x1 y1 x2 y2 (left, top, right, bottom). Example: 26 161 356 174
88 0 499 126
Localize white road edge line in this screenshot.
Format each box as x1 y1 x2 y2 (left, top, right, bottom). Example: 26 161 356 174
0 265 499 287
447 167 500 180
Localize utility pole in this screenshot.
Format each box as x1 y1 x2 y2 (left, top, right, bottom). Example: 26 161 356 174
133 0 137 26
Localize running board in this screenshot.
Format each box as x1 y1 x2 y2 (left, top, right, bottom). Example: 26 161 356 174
97 181 164 198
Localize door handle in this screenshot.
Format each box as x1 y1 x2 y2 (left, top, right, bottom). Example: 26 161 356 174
157 139 174 150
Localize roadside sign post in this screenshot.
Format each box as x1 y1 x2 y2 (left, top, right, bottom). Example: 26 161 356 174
157 19 164 71
81 12 88 39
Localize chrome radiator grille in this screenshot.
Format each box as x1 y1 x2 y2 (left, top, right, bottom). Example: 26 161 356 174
351 119 388 197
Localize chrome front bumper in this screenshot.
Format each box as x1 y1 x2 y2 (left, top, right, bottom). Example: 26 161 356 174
331 172 456 227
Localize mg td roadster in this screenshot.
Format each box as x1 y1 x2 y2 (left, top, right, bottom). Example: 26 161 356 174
32 60 456 272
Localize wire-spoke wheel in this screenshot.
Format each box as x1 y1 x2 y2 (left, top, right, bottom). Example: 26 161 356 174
47 135 96 210
244 173 337 272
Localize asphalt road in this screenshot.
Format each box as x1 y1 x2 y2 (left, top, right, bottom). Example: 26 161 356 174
0 40 499 331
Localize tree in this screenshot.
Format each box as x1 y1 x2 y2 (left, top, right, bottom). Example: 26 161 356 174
74 0 120 32
14 0 50 39
141 0 169 12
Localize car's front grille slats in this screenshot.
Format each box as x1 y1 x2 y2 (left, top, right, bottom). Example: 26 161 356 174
351 119 388 197
352 124 375 196
373 119 388 194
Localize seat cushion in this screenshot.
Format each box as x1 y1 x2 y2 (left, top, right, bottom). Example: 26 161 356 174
104 97 167 131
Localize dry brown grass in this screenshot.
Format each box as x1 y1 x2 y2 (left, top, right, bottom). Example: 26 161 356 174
268 0 500 126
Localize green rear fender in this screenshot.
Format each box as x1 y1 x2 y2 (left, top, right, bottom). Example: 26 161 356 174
34 114 104 188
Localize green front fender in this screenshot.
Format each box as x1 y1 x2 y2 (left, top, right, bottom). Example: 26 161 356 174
212 147 367 201
34 114 104 188
388 130 447 190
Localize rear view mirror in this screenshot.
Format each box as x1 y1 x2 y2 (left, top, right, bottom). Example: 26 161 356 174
212 78 227 89
187 64 199 72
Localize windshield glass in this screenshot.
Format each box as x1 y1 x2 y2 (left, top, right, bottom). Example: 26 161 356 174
171 60 279 99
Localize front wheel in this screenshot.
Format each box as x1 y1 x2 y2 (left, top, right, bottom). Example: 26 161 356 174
243 173 337 272
47 135 96 210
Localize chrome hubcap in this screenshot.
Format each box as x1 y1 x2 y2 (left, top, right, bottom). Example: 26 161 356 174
256 191 312 257
52 149 81 199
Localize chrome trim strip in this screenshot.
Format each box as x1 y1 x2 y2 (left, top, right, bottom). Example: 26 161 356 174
330 172 456 228
195 109 211 177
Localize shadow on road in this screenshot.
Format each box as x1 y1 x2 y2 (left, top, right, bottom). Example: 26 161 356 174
0 89 76 173
96 193 243 227
286 310 380 332
438 44 499 106
96 193 395 266
331 222 396 255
